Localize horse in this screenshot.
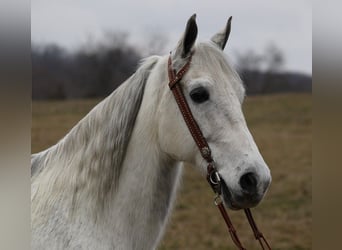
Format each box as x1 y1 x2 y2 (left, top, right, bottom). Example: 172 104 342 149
31 14 271 250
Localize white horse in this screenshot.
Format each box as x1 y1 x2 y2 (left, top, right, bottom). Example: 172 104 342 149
31 15 271 250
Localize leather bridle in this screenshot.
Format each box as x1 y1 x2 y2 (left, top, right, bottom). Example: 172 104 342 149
167 52 272 250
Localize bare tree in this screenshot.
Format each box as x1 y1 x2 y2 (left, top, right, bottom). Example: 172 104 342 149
233 43 286 94
235 49 263 72
263 43 285 73
235 43 285 73
102 31 130 51
143 32 168 56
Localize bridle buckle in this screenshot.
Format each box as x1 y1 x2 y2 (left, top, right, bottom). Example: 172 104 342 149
207 167 222 195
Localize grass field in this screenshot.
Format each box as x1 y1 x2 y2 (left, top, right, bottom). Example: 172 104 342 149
32 93 312 250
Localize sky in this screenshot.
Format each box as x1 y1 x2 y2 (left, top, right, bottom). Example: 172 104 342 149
31 0 312 74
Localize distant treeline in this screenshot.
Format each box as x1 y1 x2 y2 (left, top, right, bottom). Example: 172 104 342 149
32 37 311 99
241 70 312 95
32 42 140 99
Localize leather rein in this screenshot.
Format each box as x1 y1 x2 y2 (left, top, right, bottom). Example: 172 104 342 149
167 53 271 250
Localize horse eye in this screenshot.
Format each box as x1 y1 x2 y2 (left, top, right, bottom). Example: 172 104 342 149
189 87 210 103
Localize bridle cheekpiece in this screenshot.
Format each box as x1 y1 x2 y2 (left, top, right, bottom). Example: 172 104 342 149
167 52 271 250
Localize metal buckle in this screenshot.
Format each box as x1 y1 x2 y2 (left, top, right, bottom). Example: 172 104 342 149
208 168 221 195
214 194 223 206
209 169 221 185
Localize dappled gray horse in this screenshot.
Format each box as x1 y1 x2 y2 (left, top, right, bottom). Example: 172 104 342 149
31 15 271 250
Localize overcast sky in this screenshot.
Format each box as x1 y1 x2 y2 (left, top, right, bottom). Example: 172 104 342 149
31 0 312 74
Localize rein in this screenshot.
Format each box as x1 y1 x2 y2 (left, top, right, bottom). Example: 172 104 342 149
167 53 271 250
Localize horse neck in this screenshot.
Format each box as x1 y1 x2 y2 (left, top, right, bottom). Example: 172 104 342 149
32 64 152 217
105 64 183 248
32 57 183 248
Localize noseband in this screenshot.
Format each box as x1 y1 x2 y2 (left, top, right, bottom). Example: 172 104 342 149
167 53 271 250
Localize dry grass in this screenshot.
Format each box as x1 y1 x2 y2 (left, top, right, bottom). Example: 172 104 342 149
32 93 312 250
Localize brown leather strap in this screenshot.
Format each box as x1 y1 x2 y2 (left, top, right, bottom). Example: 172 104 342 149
168 55 213 163
167 54 245 249
244 208 272 250
217 201 246 250
167 53 271 250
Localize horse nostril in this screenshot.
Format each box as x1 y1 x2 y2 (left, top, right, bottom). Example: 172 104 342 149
239 172 258 195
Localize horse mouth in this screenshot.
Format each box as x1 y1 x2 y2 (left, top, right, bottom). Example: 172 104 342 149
220 177 261 210
220 178 241 210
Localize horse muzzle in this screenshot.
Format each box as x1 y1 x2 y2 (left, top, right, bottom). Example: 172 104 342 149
220 174 270 210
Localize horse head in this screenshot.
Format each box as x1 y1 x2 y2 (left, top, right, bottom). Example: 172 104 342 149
157 14 271 210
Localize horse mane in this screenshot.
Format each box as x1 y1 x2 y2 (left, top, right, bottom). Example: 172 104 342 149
31 56 159 215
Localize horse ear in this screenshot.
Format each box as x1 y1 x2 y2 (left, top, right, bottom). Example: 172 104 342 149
211 16 232 50
174 14 198 58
